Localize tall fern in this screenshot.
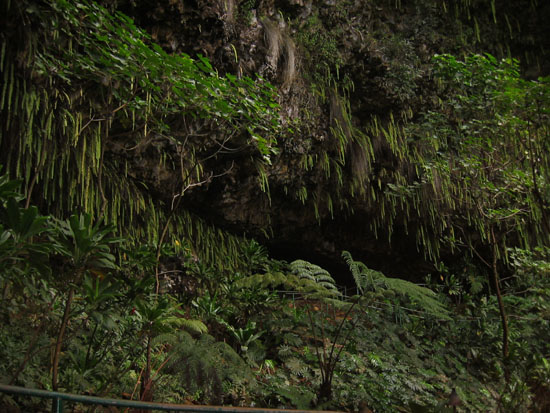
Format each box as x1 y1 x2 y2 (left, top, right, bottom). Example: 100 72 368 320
162 332 253 404
290 259 340 295
342 251 450 319
236 270 340 299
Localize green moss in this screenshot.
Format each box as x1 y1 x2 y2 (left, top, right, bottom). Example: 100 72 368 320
296 14 344 87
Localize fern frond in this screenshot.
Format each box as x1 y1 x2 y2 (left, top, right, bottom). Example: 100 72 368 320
235 271 292 289
180 318 208 334
151 333 178 348
285 357 310 377
342 250 368 294
323 296 354 310
165 333 253 388
342 251 450 319
318 281 338 290
315 272 338 284
152 330 194 348
299 272 316 281
236 270 339 298
278 344 294 359
290 259 340 296
382 277 449 319
290 260 316 281
296 278 339 298
283 333 303 347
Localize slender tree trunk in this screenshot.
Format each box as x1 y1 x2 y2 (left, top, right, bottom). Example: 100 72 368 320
318 379 332 404
491 229 509 381
141 335 153 402
52 287 75 391
492 257 509 359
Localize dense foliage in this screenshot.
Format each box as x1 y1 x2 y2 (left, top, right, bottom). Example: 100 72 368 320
1 0 550 412
0 0 280 259
2 173 550 411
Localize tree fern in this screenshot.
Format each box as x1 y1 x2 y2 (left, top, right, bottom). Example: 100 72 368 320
163 332 253 403
342 251 450 319
290 259 340 296
236 270 339 299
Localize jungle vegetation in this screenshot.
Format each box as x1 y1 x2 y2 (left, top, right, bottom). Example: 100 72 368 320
1 0 550 412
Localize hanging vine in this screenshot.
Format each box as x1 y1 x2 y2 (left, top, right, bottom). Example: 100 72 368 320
0 0 283 263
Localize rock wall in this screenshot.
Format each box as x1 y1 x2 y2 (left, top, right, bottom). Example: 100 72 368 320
102 0 550 278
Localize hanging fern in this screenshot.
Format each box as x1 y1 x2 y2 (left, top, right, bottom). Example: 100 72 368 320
0 0 282 270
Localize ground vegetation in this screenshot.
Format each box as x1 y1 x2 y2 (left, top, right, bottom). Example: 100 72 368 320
1 0 550 412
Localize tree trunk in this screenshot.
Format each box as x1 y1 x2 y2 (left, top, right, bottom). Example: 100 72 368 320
318 379 332 404
491 229 509 381
52 287 75 391
140 335 153 402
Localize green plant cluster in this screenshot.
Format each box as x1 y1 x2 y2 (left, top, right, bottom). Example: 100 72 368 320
1 0 550 411
393 53 550 258
2 171 550 411
296 14 345 89
0 0 281 254
0 174 253 408
293 52 550 266
273 1 549 272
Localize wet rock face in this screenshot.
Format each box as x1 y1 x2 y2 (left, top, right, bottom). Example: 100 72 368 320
105 0 550 279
